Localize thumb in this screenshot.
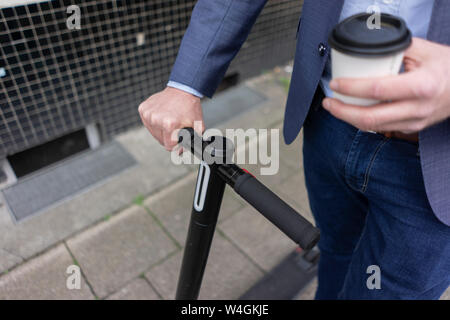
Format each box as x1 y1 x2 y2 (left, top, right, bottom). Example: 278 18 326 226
404 37 432 61
403 37 432 72
172 119 205 145
192 119 205 136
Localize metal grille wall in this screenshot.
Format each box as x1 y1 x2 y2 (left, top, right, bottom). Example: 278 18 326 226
0 0 302 160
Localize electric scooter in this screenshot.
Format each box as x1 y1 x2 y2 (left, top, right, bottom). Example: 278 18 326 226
175 128 320 300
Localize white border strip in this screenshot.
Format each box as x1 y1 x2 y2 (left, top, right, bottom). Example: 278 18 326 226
0 1 49 8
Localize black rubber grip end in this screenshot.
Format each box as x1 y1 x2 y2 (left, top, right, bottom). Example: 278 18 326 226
234 173 320 250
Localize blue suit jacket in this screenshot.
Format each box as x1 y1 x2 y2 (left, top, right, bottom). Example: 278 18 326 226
169 0 450 226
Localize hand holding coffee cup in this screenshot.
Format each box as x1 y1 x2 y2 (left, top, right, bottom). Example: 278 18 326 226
323 13 450 135
328 13 412 106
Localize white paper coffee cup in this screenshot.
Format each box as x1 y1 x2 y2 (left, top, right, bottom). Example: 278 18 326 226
329 13 412 106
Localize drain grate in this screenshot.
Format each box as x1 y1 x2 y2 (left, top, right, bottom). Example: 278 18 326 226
2 142 136 222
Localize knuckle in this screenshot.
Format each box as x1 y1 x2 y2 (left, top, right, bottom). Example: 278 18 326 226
138 103 144 114
142 110 150 123
149 112 160 125
162 117 176 130
138 102 149 117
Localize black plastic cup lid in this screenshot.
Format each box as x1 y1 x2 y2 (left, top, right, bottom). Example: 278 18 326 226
329 13 412 56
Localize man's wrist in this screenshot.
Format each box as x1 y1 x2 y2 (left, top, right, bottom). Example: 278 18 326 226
167 81 204 98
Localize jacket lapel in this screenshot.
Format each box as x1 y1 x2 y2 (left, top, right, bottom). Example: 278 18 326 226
283 0 344 144
427 0 450 44
300 0 344 43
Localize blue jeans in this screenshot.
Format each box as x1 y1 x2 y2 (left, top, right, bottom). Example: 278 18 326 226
302 90 450 300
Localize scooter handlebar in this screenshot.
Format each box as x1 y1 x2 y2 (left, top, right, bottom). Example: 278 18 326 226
178 127 320 250
234 172 320 250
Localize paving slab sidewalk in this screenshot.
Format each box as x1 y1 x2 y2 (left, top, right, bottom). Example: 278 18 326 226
0 244 94 300
66 205 178 298
0 67 298 299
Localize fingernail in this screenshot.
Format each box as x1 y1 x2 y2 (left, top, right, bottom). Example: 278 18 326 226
322 98 331 109
330 80 338 90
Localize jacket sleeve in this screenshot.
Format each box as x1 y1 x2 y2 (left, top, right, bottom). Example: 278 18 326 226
168 0 268 98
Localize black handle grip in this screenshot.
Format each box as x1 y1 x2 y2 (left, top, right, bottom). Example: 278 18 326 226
234 173 320 250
